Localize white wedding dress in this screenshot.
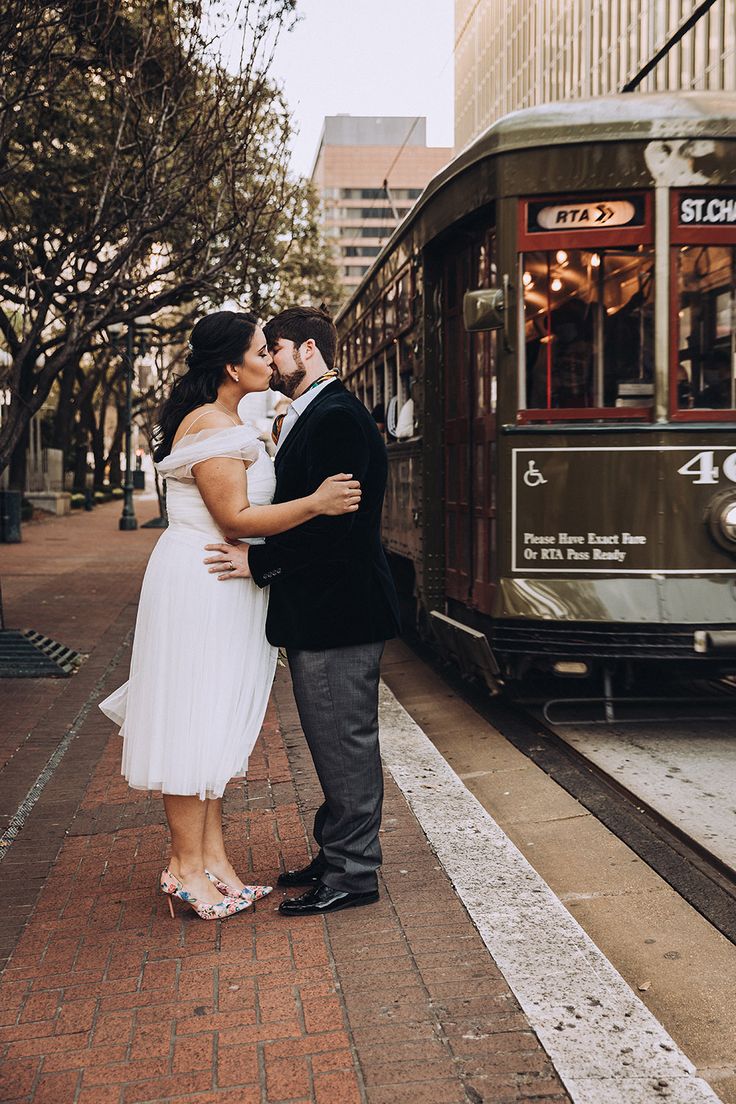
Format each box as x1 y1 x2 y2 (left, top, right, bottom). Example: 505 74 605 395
99 423 278 799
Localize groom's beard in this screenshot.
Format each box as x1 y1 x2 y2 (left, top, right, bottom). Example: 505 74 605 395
269 349 306 399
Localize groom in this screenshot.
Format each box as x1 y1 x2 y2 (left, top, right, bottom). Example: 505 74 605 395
207 305 400 915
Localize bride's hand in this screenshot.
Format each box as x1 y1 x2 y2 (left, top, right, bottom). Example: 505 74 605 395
312 473 362 516
204 542 251 579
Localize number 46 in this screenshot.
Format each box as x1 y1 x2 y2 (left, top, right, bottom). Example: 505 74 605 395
677 450 736 484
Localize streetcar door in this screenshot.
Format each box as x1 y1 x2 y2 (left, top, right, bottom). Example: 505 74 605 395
471 233 497 613
443 243 473 602
443 230 497 613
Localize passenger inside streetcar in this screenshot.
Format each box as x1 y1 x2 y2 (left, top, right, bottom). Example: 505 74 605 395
697 347 734 408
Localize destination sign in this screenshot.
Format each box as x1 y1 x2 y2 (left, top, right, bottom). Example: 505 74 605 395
527 196 645 234
512 446 736 575
679 194 736 225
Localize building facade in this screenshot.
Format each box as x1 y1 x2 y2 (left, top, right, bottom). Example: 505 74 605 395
311 116 451 297
455 0 736 150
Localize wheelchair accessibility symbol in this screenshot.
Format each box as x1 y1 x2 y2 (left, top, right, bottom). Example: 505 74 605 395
523 460 548 488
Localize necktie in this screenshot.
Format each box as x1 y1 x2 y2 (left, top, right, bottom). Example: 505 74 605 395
271 412 287 446
271 371 339 445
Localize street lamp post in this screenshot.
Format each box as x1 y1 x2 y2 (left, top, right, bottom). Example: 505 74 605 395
108 315 155 531
119 321 138 531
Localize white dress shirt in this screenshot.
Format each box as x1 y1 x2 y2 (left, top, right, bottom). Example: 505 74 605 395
275 377 337 452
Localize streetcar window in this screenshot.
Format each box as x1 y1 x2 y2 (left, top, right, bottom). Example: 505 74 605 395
363 315 373 358
397 273 411 328
476 235 498 413
521 246 654 415
384 285 397 340
373 300 384 347
384 348 397 415
398 338 414 416
353 325 363 366
676 246 736 410
414 263 423 299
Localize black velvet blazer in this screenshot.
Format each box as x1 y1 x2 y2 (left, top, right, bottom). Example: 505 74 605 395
249 380 401 650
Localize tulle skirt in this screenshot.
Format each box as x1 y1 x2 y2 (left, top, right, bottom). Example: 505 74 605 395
99 526 278 800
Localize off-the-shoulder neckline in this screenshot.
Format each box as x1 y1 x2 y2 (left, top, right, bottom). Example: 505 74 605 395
170 422 259 452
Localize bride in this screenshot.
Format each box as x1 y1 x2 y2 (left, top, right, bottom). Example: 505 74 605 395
99 310 361 921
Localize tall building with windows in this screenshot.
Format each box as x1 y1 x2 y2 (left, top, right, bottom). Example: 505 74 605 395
455 0 736 150
311 116 451 297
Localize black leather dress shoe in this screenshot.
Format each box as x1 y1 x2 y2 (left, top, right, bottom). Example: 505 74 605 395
278 882 379 916
276 857 325 888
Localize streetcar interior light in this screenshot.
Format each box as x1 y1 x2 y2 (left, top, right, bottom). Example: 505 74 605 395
551 277 563 291
590 252 601 267
553 661 589 676
555 250 568 264
523 271 533 287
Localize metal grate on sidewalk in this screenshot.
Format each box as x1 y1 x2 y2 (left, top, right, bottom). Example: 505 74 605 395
0 628 84 677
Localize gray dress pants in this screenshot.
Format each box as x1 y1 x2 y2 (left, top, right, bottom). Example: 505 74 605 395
287 641 385 893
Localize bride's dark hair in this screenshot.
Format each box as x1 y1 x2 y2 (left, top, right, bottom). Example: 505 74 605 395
153 311 258 462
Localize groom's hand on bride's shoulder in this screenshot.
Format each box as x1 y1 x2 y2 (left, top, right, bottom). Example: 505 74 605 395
203 542 252 580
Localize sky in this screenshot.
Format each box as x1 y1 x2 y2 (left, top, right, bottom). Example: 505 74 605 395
266 0 455 177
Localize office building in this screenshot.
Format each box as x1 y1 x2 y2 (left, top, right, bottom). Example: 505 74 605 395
455 0 736 151
311 116 451 296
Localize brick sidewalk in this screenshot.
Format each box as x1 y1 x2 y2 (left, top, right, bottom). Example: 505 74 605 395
0 499 570 1104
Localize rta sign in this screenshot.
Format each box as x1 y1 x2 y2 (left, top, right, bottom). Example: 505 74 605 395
525 195 647 234
538 201 633 227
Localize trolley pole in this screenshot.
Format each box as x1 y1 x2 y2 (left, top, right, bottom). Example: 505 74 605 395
119 322 138 532
622 0 718 91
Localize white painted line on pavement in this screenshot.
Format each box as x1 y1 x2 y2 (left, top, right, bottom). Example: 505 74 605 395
378 683 723 1104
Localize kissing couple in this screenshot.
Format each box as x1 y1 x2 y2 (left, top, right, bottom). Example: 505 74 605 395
100 305 400 920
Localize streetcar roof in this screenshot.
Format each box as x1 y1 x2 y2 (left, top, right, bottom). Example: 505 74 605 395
336 91 736 323
454 90 736 165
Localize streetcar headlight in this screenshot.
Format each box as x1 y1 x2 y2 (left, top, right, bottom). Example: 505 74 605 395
720 503 736 543
705 491 736 552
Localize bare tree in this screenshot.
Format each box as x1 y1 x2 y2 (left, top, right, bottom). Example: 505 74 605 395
0 0 308 481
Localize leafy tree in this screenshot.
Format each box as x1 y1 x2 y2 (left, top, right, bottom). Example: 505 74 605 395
0 0 335 484
268 184 343 315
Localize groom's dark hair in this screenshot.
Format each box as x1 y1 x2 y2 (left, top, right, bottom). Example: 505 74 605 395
264 305 337 369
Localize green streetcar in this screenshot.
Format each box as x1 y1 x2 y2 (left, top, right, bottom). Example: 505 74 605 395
336 93 736 688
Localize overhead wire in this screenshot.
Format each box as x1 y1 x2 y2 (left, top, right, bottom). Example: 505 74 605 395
336 113 424 259
621 0 720 90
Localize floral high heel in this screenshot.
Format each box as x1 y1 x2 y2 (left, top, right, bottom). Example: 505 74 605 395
160 868 253 920
205 869 273 904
